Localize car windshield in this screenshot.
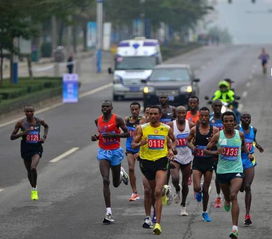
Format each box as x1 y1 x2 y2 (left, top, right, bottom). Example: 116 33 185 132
149 68 191 82
115 56 157 70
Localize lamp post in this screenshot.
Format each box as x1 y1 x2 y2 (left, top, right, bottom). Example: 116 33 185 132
96 0 103 73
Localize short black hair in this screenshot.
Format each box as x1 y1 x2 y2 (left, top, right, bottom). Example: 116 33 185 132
199 106 210 113
130 102 141 108
222 111 236 121
188 95 199 102
102 100 112 105
149 105 162 113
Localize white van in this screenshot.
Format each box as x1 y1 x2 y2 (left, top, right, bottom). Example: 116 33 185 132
110 37 162 100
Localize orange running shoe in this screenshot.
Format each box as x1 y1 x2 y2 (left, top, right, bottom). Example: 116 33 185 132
129 193 140 201
214 197 222 208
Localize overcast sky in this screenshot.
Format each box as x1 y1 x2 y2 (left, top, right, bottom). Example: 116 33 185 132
214 0 272 44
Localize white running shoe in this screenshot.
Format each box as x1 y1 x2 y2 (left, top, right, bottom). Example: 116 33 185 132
142 216 153 229
103 213 115 224
120 167 129 185
180 206 189 216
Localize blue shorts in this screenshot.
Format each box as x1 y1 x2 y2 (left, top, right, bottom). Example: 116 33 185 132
97 148 124 166
242 154 256 170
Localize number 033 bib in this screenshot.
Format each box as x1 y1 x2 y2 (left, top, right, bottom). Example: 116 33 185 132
140 123 170 161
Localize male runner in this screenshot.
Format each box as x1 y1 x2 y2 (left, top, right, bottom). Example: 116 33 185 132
206 111 251 239
133 105 175 235
168 106 194 216
239 112 264 225
125 102 142 201
186 96 200 124
188 107 218 222
210 100 224 208
91 100 129 224
10 105 49 200
159 95 176 124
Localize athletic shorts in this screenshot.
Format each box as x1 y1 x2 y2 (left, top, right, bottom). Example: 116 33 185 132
262 60 267 66
242 154 256 170
216 172 244 184
126 150 139 155
97 147 124 166
171 160 191 170
192 158 214 173
21 142 43 160
139 157 169 180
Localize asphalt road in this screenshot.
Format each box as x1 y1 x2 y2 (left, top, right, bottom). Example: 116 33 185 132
0 45 271 239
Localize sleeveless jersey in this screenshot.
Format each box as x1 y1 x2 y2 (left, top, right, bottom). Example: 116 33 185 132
21 117 41 144
97 114 121 150
217 130 243 174
194 125 213 160
140 123 170 161
210 114 224 130
160 106 175 123
186 111 200 124
173 120 193 165
239 125 255 155
125 116 142 153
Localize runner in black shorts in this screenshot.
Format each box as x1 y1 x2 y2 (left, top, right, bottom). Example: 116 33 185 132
10 105 49 200
188 107 218 222
124 102 142 201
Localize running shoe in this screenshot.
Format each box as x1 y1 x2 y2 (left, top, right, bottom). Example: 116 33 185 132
224 201 231 212
180 206 189 216
153 223 162 235
31 189 39 200
120 167 129 185
142 216 153 229
162 185 171 205
244 214 252 226
103 213 115 224
173 190 181 204
229 230 239 239
214 197 222 208
202 212 212 222
129 193 140 201
195 192 202 202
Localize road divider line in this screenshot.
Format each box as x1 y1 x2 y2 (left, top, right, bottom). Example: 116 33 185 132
0 188 4 192
50 147 79 163
242 91 248 98
0 83 112 128
246 82 251 87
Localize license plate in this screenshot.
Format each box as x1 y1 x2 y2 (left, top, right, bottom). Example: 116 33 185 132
129 87 140 92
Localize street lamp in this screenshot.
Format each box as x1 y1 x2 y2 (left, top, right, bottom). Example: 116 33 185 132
96 0 103 73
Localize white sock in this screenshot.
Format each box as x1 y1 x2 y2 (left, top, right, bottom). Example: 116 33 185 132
106 207 112 215
32 187 37 190
203 211 207 214
232 225 238 231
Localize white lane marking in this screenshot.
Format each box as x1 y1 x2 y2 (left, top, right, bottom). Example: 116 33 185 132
0 188 4 192
80 83 112 98
50 147 79 163
0 83 112 128
242 91 248 98
246 82 251 87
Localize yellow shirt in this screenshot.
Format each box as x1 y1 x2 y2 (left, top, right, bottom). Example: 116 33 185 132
139 123 170 161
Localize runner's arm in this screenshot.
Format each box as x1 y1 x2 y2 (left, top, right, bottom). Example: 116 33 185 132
10 121 26 140
40 120 49 141
132 126 145 148
91 119 99 141
253 127 264 153
204 132 220 155
187 126 196 151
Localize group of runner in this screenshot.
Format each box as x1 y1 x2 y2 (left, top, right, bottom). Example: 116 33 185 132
10 94 264 238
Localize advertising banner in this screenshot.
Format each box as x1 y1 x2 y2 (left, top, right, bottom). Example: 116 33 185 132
62 74 79 103
87 22 97 49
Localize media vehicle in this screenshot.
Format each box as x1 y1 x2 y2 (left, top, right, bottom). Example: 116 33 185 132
108 37 162 101
142 64 200 108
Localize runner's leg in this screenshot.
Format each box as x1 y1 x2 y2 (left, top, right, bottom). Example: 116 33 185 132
111 163 121 188
180 164 191 207
230 177 243 226
99 160 111 207
127 153 137 193
30 154 40 188
23 159 32 187
202 170 213 212
243 167 255 215
170 161 181 193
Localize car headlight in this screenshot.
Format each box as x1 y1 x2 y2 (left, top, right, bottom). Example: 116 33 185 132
180 85 192 93
113 75 122 84
143 86 155 94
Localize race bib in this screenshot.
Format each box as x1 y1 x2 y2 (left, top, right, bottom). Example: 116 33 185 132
221 146 239 161
148 135 165 150
26 131 40 143
195 145 207 157
176 134 188 147
101 132 119 145
245 139 253 152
